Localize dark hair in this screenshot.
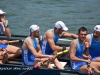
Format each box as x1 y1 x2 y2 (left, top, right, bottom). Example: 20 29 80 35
78 27 87 34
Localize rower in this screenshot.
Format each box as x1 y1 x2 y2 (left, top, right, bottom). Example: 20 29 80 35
0 9 22 64
84 25 100 62
22 24 61 69
41 21 78 69
70 27 100 74
0 9 11 38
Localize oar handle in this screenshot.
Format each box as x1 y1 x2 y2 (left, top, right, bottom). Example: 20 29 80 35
57 50 69 56
7 39 24 43
87 62 92 75
34 58 50 69
33 50 69 69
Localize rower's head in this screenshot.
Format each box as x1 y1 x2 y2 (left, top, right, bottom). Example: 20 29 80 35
0 9 6 21
29 25 40 38
93 25 100 38
54 21 68 34
78 27 87 41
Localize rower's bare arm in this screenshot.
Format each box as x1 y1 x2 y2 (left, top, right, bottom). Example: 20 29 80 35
37 44 42 54
25 38 52 58
1 17 11 38
85 34 90 48
46 31 63 52
70 40 87 62
0 40 8 44
83 35 91 58
61 32 78 39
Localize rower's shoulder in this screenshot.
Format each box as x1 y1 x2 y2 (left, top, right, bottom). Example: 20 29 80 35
86 34 91 39
46 29 52 34
45 30 53 38
24 37 31 43
70 39 77 45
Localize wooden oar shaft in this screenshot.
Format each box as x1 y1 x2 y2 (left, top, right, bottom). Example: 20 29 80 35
42 50 69 65
43 50 69 63
87 63 92 75
57 50 68 56
34 50 69 69
7 39 24 43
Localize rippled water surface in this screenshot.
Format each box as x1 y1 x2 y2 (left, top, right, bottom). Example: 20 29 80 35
0 0 100 36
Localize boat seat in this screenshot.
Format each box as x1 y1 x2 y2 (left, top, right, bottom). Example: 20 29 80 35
51 61 67 68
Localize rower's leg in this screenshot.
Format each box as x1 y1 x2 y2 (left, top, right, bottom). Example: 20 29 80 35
6 45 22 58
0 51 8 63
80 65 87 73
2 53 8 63
0 60 3 64
47 63 54 69
34 58 53 69
80 62 100 73
53 58 64 70
94 57 100 62
65 47 70 57
0 55 3 60
0 56 3 64
8 54 16 58
90 62 100 73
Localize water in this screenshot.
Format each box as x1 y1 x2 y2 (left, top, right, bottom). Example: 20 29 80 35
0 0 100 74
0 0 100 36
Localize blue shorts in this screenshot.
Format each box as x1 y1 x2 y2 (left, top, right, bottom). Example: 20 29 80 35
71 61 87 71
0 43 8 49
22 48 35 66
92 57 100 61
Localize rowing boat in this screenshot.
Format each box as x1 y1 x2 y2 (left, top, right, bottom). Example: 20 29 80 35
0 57 99 75
0 34 99 75
0 62 79 75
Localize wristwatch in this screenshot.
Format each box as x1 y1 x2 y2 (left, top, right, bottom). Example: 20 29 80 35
4 25 8 28
4 20 8 28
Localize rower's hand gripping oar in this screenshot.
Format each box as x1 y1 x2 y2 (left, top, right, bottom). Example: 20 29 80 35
87 63 91 75
33 50 69 69
87 59 93 75
0 48 8 56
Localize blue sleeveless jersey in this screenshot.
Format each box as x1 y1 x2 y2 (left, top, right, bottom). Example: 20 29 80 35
70 39 87 71
0 23 2 34
41 29 60 55
22 36 38 66
89 34 100 60
0 24 8 48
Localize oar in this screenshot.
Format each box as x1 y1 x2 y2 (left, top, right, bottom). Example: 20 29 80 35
87 62 93 75
7 39 24 43
56 50 68 55
18 50 69 75
58 38 72 42
87 63 91 75
33 50 69 69
0 34 27 37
